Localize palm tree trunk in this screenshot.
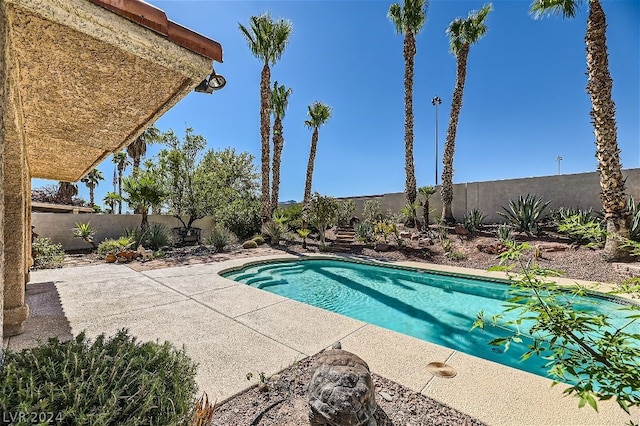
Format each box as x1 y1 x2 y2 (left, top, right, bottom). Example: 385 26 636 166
441 44 469 224
271 118 284 215
303 128 319 205
141 209 149 231
117 172 123 214
403 31 417 212
133 156 141 178
260 63 272 224
586 0 630 261
89 185 95 207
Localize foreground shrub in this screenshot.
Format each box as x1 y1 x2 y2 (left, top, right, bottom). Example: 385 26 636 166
207 225 236 252
498 194 551 236
32 237 65 269
243 240 258 249
0 329 198 425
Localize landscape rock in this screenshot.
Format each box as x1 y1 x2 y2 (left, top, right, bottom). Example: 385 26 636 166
308 349 378 426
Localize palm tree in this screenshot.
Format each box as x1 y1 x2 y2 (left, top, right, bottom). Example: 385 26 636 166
112 151 129 214
530 2 629 261
56 181 78 205
127 125 161 177
122 174 166 230
303 102 332 205
418 185 436 230
80 168 104 207
270 81 293 215
239 14 293 225
103 191 122 214
440 4 492 224
388 0 427 227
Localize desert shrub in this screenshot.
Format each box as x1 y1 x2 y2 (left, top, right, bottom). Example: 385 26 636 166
551 207 601 226
496 223 514 244
274 203 304 230
219 197 261 240
0 329 197 425
303 193 339 245
145 223 173 250
498 194 551 236
243 240 258 249
355 221 375 243
462 209 486 233
336 200 356 227
558 215 606 247
123 227 145 248
72 221 96 249
362 199 384 223
32 237 65 269
627 196 640 241
207 225 236 252
262 221 288 245
97 236 133 256
252 235 265 245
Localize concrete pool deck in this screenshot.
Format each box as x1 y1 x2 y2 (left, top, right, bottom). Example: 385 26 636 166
4 254 637 425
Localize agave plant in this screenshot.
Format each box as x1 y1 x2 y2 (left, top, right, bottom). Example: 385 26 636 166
498 194 551 236
495 223 514 244
462 209 486 233
72 222 97 249
627 196 640 241
262 220 288 245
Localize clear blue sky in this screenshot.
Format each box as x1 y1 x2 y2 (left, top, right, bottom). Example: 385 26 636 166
33 0 639 209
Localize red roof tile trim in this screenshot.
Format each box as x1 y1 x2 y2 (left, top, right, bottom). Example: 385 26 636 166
87 0 222 63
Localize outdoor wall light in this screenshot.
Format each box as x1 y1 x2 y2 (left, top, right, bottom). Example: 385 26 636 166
194 68 226 94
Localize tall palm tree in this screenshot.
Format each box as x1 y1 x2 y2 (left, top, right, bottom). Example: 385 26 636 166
239 14 293 224
127 125 161 177
270 81 293 215
388 0 427 227
531 1 630 261
103 191 122 214
80 168 104 207
122 174 166 230
112 151 130 214
303 102 332 205
440 4 492 224
56 181 78 205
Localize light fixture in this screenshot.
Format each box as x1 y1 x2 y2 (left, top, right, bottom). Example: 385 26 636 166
194 68 226 94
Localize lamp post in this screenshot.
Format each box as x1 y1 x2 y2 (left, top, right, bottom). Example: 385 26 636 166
431 96 442 185
557 155 563 175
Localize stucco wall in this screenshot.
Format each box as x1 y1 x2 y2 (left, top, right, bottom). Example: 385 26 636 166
32 214 217 251
348 169 640 224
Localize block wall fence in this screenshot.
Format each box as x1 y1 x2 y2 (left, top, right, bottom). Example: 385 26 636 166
33 169 640 250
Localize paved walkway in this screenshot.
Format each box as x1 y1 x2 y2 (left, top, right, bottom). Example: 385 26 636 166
4 254 637 425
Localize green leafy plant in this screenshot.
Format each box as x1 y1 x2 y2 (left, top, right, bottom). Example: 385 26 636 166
336 199 356 227
72 222 97 249
627 196 640 241
374 221 397 244
462 209 486 233
97 236 133 256
252 235 265 245
0 329 198 425
275 204 304 231
145 223 172 250
496 223 514 244
362 199 384 224
401 201 420 227
355 221 375 243
557 215 606 248
32 237 65 269
303 193 339 245
498 194 551 236
297 228 311 249
418 185 436 230
262 220 288 245
242 240 258 249
206 224 237 252
474 242 640 414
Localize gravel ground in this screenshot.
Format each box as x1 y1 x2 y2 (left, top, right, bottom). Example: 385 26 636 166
210 353 485 426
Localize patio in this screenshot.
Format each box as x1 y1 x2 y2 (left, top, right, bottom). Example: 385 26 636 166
4 255 636 425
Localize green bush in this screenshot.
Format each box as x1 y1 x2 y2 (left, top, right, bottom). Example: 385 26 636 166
355 221 374 243
206 225 236 252
219 197 261 240
363 199 384 223
498 194 551 236
0 329 198 425
145 223 173 250
462 209 486 233
97 236 133 256
32 237 65 269
243 240 258 249
275 203 304 231
558 215 606 247
262 221 288 245
252 235 265 245
336 200 356 227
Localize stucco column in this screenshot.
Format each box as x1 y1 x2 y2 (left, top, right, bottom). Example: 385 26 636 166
0 0 7 352
2 0 29 337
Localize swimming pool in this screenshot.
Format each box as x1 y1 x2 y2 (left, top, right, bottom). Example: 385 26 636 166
222 257 638 382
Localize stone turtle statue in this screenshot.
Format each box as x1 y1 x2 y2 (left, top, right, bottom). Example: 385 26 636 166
308 348 378 426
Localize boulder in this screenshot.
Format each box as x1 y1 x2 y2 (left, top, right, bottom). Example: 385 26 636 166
454 225 470 236
308 349 378 426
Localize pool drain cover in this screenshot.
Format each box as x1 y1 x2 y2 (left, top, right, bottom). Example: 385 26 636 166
426 362 457 378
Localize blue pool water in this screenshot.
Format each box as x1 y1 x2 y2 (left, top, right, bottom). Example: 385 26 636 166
222 258 638 382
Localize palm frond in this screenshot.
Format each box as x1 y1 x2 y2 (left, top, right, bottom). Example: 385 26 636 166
530 0 580 19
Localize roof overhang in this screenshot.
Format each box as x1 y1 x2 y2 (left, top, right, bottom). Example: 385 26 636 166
4 0 223 182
